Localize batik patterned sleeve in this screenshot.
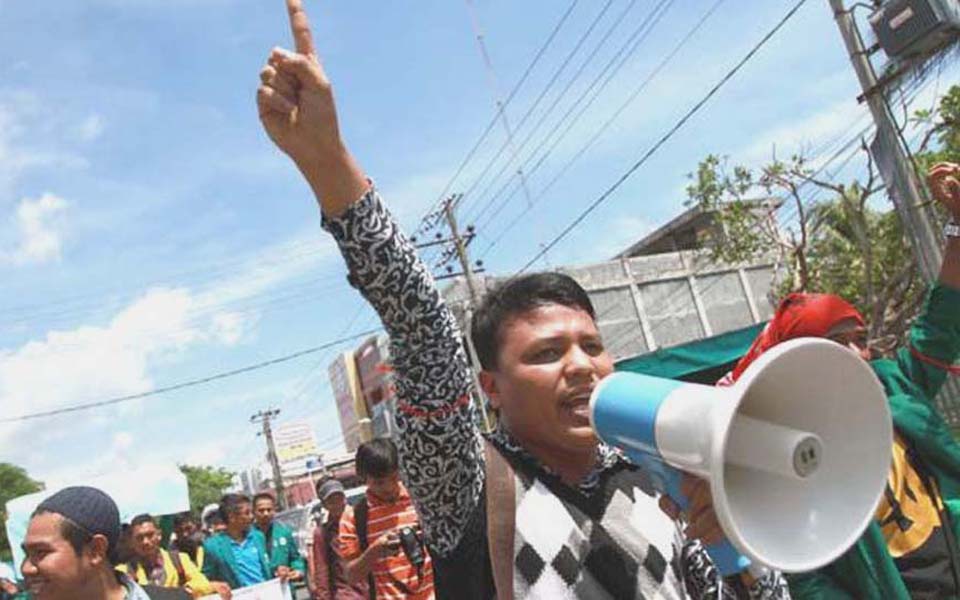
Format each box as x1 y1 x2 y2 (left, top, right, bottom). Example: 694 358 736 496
322 187 484 557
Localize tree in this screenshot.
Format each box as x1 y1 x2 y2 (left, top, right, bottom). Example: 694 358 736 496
0 463 43 562
685 143 925 353
179 465 235 515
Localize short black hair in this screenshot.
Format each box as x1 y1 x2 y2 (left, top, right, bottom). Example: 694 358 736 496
30 510 120 564
129 514 156 529
252 492 276 507
172 512 196 529
218 493 251 523
355 438 399 479
57 514 93 556
471 272 596 370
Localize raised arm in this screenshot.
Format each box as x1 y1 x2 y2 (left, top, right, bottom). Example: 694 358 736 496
256 1 484 557
893 163 960 399
257 0 367 218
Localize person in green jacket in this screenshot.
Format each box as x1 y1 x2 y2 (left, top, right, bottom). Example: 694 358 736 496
720 162 960 599
252 493 306 582
202 493 276 590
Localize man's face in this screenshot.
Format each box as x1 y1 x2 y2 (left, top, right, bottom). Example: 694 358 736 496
322 493 346 519
481 303 613 456
20 513 103 600
365 472 400 503
175 520 198 541
253 498 275 529
130 521 161 561
227 502 254 532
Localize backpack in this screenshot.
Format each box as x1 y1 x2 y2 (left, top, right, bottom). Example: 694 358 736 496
128 550 186 589
354 499 377 600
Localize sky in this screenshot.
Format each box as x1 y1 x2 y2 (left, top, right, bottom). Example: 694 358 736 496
0 0 955 487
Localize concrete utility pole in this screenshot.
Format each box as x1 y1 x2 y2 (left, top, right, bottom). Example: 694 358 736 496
830 0 943 281
251 408 286 510
443 196 482 305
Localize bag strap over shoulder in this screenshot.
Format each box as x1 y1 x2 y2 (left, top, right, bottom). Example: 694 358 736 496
485 439 516 600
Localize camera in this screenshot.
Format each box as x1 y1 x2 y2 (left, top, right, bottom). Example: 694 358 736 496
398 526 425 568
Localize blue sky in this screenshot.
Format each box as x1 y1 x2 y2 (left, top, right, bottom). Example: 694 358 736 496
0 0 954 485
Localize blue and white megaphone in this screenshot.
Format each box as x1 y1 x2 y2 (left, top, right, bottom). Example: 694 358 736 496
589 337 892 575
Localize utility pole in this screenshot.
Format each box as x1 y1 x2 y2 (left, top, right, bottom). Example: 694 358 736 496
412 195 493 431
830 0 943 281
443 196 482 304
251 408 286 510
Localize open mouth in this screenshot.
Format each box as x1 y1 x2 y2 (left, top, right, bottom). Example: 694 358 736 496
562 389 594 421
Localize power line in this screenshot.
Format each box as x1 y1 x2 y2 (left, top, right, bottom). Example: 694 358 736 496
413 0 582 235
465 0 676 228
478 0 726 260
457 0 625 223
515 0 811 274
0 327 383 424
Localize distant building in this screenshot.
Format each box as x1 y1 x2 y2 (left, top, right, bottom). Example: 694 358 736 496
329 352 371 452
355 335 397 439
443 203 780 363
238 467 264 496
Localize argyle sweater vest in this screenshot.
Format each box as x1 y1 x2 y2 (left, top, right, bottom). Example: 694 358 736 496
431 442 688 599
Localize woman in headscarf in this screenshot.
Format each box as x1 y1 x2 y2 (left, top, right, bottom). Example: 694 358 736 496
730 163 960 600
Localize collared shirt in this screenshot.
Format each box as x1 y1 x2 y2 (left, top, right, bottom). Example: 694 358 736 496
339 483 435 600
229 529 267 587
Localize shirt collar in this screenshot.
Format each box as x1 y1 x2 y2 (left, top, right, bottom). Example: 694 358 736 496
487 426 624 491
366 481 410 507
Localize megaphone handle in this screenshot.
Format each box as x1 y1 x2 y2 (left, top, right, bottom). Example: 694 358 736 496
660 467 752 576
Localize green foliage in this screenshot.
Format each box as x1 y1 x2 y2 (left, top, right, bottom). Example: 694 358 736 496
0 464 43 562
913 85 960 171
179 464 235 515
685 149 924 348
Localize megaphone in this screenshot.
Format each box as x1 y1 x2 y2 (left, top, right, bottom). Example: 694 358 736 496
589 337 892 575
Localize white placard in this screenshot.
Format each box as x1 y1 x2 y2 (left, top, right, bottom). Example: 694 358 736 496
199 578 292 600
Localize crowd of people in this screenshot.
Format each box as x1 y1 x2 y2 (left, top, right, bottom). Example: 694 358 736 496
4 0 960 598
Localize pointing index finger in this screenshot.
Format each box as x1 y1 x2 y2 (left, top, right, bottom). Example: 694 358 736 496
286 0 317 56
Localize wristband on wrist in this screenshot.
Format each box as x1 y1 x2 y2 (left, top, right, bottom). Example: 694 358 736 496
946 221 960 239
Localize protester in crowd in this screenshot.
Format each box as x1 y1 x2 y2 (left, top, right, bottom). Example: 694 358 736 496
201 504 225 537
252 493 305 582
169 513 205 570
309 479 367 600
255 2 788 597
19 486 154 600
338 439 434 599
116 513 219 598
202 493 299 590
722 163 959 599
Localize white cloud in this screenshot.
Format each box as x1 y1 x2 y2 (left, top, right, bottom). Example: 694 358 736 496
0 287 253 441
736 99 870 167
0 93 87 198
4 193 69 265
76 114 105 142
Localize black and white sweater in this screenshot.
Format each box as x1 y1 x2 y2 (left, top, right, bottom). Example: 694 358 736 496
322 187 789 600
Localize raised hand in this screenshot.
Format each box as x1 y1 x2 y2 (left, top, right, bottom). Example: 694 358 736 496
258 0 367 216
927 162 960 222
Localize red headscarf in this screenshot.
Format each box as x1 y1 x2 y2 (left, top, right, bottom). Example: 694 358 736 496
722 293 865 385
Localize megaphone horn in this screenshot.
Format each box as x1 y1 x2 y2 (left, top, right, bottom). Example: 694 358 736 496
589 337 892 575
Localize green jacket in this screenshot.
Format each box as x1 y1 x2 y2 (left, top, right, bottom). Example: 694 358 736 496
201 529 273 589
788 284 960 599
260 521 306 574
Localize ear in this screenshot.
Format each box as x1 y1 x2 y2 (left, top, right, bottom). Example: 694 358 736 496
86 534 110 566
478 370 502 410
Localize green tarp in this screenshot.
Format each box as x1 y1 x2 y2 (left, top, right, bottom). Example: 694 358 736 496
615 323 764 384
